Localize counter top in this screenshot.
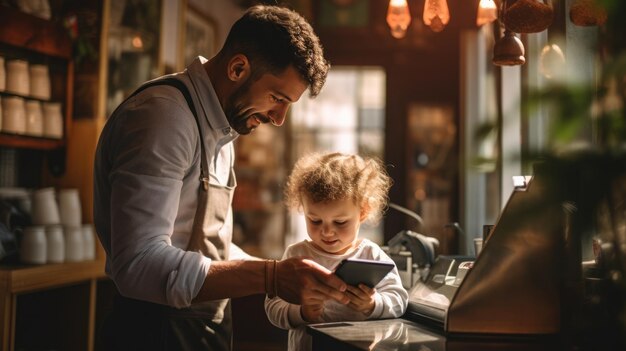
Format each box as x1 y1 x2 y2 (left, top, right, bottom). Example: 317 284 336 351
307 317 619 351
0 260 106 294
309 319 444 351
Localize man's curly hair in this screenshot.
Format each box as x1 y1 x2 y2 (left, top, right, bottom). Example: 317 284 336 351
219 5 329 97
285 152 392 224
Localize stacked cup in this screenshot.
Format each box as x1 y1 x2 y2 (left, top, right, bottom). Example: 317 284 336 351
43 102 63 139
20 226 47 264
29 64 50 100
58 188 83 262
2 96 27 134
25 100 44 136
45 224 64 263
27 187 61 264
24 187 95 265
5 59 29 96
31 187 61 226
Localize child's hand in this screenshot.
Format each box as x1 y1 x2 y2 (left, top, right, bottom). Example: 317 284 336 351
301 303 324 323
346 284 376 316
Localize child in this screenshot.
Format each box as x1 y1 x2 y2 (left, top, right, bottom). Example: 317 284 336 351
264 152 408 351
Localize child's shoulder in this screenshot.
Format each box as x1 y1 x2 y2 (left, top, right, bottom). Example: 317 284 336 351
354 239 391 261
284 240 314 257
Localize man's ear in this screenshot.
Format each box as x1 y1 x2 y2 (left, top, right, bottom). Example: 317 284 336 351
227 54 250 82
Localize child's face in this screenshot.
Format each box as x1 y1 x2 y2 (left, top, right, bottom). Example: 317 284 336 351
302 195 365 255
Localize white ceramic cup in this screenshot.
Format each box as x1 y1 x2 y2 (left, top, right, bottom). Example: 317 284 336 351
2 96 27 134
58 188 81 227
25 99 44 136
29 64 50 100
43 102 63 139
6 59 29 96
20 226 47 264
31 187 61 226
0 56 5 91
64 225 84 262
82 224 95 261
45 224 65 263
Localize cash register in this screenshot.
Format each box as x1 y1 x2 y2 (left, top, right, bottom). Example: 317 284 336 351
405 172 565 335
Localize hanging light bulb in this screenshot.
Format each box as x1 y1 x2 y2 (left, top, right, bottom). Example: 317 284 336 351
477 0 498 26
386 0 412 39
423 0 450 33
539 43 566 80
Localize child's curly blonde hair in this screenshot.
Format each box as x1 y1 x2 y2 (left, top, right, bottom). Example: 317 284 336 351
285 152 392 224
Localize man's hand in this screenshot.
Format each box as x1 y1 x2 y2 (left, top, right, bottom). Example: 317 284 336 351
276 257 349 305
346 284 376 316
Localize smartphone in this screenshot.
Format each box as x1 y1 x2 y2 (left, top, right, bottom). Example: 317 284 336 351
333 258 395 288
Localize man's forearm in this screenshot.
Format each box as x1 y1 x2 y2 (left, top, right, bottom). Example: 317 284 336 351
193 260 267 301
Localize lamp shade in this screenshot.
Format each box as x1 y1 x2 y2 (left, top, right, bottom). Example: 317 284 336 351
503 0 553 33
477 0 498 26
387 0 412 38
423 0 450 32
570 0 607 26
492 30 526 66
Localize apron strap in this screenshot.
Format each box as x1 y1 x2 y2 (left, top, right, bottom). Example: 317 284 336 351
127 78 210 187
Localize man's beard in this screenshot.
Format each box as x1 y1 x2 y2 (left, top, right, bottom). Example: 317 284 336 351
223 79 268 135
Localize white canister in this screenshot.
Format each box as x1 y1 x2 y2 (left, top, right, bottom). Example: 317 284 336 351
58 188 81 227
29 64 51 100
20 226 47 264
45 224 65 263
2 96 27 134
0 56 5 91
31 187 61 226
25 99 44 136
43 102 63 139
64 225 84 262
82 224 96 261
6 59 29 96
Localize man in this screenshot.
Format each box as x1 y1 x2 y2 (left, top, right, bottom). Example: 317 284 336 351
94 5 348 350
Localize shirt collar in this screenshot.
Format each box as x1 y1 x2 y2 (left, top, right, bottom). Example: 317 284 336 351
186 56 239 141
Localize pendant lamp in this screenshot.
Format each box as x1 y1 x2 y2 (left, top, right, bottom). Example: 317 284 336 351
387 0 412 38
503 0 553 33
570 0 607 26
423 0 450 33
477 0 498 27
492 29 526 66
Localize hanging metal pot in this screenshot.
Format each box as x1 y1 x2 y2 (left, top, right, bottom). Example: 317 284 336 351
502 0 554 33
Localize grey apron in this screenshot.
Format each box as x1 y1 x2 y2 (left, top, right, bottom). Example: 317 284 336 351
101 77 236 351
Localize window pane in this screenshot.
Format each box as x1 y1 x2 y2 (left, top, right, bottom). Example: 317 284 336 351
288 66 387 245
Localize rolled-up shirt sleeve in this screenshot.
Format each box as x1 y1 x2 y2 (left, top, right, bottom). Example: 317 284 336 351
106 94 209 308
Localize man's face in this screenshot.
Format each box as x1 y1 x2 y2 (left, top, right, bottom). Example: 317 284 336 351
224 65 308 135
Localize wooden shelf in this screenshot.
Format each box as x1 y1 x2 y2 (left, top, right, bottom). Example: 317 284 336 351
0 260 106 294
0 133 65 149
0 6 71 59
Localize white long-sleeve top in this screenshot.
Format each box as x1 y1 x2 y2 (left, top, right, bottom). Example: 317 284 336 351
265 238 408 351
94 57 250 309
